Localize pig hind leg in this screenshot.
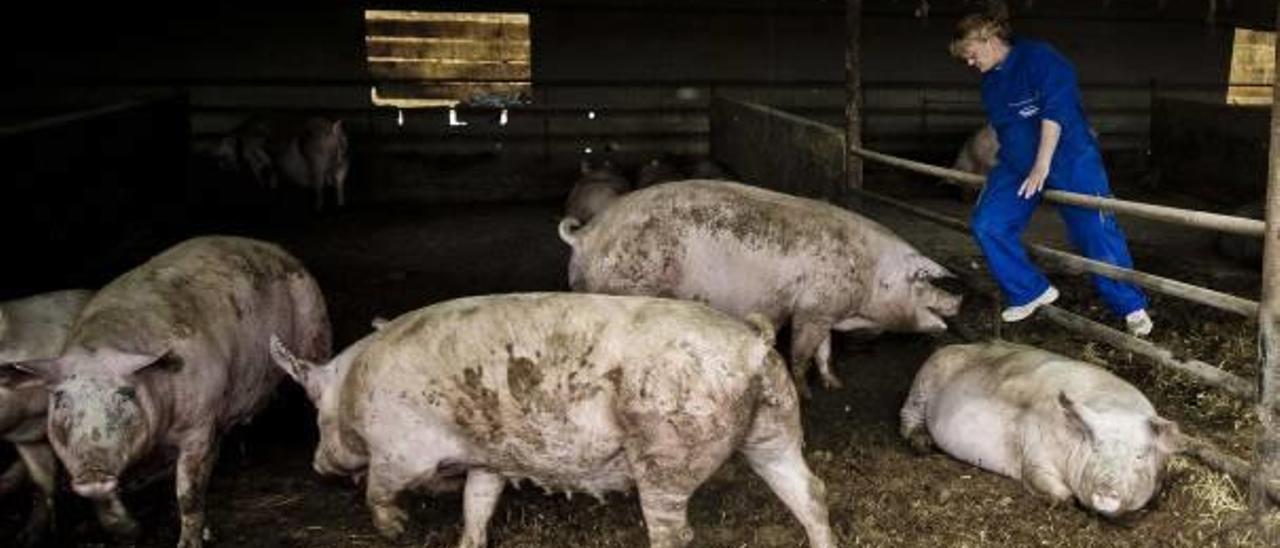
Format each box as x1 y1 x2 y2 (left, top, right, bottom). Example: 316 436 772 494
899 346 972 452
622 417 734 547
790 316 840 396
14 443 58 546
740 360 836 548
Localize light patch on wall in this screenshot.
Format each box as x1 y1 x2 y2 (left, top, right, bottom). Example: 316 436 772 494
365 10 531 109
1227 28 1275 106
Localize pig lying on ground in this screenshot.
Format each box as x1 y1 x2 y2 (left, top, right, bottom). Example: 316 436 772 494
635 157 685 188
558 180 961 395
269 293 835 548
219 115 350 211
0 289 93 545
564 158 631 223
900 341 1180 518
19 236 331 548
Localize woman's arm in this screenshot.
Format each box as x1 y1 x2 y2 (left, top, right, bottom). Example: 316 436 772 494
1019 118 1060 198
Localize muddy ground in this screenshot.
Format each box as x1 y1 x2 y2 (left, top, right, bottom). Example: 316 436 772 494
1 169 1276 547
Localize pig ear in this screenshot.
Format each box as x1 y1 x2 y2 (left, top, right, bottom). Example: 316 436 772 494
98 349 175 377
371 317 391 331
1149 416 1182 454
10 358 66 382
909 254 952 281
1058 391 1096 442
270 334 320 383
331 119 343 134
0 364 45 390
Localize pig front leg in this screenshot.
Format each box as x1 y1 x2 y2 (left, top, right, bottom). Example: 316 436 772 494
15 443 58 547
365 456 414 540
790 316 841 396
457 469 505 548
175 430 220 548
1020 455 1073 505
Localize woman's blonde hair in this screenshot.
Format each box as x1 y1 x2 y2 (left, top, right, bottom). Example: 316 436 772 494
949 5 1012 58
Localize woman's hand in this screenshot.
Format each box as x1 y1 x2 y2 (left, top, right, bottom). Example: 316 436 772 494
1019 163 1050 198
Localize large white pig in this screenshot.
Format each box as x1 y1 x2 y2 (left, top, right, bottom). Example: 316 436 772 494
900 341 1180 517
564 158 630 223
19 236 331 548
269 293 834 548
0 289 93 545
558 180 961 394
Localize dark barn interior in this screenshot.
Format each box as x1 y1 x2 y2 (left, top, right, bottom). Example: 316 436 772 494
3 1 1280 546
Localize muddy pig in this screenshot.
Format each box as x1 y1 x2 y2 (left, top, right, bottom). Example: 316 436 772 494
18 236 331 548
558 180 961 395
269 293 834 548
0 289 93 545
564 158 631 223
635 156 685 188
900 341 1180 517
221 115 350 211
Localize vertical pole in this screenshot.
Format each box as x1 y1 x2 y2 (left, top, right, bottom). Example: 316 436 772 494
845 0 864 192
1251 2 1280 518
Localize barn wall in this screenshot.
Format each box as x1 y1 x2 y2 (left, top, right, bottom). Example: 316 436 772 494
0 2 1257 203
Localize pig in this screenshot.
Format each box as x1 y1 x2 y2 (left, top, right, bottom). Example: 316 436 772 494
899 341 1180 518
635 156 685 188
268 293 835 548
0 289 94 545
564 158 631 223
17 236 331 548
221 115 350 211
557 180 961 395
944 124 1099 200
941 124 998 201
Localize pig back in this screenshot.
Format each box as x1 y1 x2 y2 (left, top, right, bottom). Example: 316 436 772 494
69 236 328 427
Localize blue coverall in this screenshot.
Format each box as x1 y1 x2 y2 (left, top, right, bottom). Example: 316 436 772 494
971 38 1148 317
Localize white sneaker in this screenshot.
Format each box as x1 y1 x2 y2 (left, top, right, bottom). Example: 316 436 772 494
1001 286 1060 323
1126 309 1153 337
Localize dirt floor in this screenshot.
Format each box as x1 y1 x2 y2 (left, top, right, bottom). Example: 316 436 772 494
1 167 1277 547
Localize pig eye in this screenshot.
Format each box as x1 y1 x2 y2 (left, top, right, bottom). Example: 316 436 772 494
116 387 137 400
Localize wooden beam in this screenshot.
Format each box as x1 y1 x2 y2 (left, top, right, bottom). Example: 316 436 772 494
1250 0 1280 518
845 0 864 191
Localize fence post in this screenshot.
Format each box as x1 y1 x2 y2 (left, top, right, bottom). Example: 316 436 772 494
845 0 864 193
1251 2 1280 520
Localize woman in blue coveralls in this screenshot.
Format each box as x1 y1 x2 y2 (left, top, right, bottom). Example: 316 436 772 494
949 9 1154 337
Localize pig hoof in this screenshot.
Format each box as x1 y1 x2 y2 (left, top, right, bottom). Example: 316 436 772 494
820 374 844 390
905 430 934 454
177 533 205 548
102 515 141 540
371 506 409 540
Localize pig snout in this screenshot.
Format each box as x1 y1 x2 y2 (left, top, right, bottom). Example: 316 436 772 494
1090 491 1123 516
72 473 119 499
